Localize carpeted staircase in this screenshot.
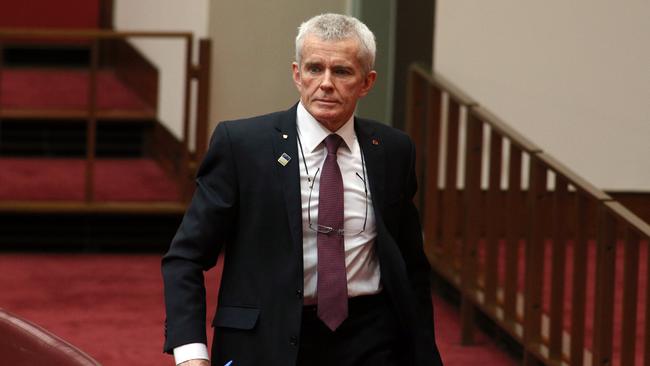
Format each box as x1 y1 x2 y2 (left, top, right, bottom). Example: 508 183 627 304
0 43 185 248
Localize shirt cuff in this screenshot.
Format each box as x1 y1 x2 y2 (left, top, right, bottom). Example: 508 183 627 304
173 343 210 365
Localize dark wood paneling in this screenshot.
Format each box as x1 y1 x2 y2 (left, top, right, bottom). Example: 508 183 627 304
99 0 114 29
393 0 434 130
145 121 193 200
108 39 159 111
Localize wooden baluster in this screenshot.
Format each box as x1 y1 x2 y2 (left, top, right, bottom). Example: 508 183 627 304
0 40 4 120
645 233 650 365
503 144 522 328
592 205 617 366
523 157 546 362
570 193 589 366
85 39 99 203
422 84 443 262
548 176 568 361
620 228 640 366
484 127 502 310
181 35 194 202
460 111 483 344
442 98 460 273
405 70 425 209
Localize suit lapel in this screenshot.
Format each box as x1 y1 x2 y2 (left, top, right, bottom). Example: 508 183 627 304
271 106 303 253
355 119 386 218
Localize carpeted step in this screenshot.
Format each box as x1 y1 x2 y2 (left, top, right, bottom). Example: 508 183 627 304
0 68 155 119
0 157 181 202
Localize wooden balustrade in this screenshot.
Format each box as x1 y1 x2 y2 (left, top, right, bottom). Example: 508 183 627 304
0 28 211 207
406 63 650 366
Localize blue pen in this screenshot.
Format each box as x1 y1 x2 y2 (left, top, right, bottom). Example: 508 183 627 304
224 361 233 366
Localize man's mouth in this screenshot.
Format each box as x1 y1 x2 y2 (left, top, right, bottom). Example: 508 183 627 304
314 99 338 105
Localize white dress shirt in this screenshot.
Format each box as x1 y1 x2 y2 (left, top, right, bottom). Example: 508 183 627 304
173 102 381 364
296 102 381 301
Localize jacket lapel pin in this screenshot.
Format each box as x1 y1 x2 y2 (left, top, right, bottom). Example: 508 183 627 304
372 137 380 146
277 152 291 166
282 134 288 139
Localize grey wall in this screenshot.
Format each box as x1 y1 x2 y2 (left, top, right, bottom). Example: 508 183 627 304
207 0 349 132
436 0 650 190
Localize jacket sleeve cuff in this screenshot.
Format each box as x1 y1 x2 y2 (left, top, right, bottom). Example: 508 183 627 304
173 343 209 365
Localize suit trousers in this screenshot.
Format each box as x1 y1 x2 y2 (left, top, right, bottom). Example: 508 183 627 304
296 292 407 366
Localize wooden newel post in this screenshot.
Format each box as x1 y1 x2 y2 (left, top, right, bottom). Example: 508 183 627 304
195 38 211 165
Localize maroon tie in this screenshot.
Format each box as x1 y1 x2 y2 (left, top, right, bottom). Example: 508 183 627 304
316 134 348 331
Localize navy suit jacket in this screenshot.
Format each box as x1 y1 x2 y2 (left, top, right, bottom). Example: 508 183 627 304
162 104 443 366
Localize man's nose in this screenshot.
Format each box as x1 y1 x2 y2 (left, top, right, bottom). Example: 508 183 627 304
319 70 334 90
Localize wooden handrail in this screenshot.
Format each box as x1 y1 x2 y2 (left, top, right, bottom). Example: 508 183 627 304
406 63 650 366
410 63 478 106
0 28 193 39
471 106 542 154
535 152 612 201
605 201 650 238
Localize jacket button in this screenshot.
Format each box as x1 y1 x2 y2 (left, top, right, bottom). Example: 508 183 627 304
289 336 298 346
296 289 303 299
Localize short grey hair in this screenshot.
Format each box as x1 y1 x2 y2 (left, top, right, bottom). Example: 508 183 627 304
295 13 376 75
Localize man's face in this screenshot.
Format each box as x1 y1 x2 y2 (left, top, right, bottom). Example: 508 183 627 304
292 35 377 132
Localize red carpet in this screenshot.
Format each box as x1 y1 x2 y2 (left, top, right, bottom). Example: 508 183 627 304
1 69 152 113
0 158 181 202
0 254 517 365
0 0 99 29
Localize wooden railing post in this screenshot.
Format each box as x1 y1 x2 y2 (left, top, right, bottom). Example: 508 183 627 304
460 111 483 344
523 156 546 361
180 35 194 202
592 204 617 366
85 39 99 203
503 144 522 327
0 40 4 120
442 98 460 271
620 227 640 366
484 128 503 310
194 38 211 164
422 84 443 262
548 176 568 361
570 193 589 366
645 232 650 365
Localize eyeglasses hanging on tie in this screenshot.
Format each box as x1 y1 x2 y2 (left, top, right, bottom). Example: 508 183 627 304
306 167 368 236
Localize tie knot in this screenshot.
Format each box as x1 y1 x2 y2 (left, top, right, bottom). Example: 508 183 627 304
324 134 343 155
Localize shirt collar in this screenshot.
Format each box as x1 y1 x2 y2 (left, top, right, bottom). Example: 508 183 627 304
297 101 356 153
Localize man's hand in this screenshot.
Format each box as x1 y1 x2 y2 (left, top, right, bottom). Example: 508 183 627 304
178 360 210 366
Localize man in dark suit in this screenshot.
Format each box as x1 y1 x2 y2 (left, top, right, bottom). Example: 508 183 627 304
162 13 443 366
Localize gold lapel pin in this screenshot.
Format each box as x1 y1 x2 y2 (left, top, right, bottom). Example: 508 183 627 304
372 138 380 145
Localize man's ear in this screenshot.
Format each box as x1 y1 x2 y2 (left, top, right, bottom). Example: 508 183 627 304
292 62 302 88
359 70 377 98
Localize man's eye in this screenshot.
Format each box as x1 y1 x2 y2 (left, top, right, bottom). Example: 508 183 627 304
308 66 321 73
334 68 352 75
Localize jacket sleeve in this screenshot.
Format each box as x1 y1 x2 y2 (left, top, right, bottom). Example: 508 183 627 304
398 138 443 365
161 122 238 353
